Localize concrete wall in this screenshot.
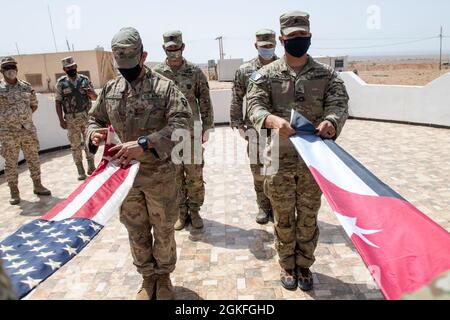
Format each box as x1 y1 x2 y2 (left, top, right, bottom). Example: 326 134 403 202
340 72 450 127
2 73 449 171
5 50 114 92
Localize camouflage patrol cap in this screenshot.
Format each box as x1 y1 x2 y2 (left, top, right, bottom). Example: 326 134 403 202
255 29 276 46
61 56 76 68
280 11 310 36
0 56 17 67
111 27 143 69
163 30 183 48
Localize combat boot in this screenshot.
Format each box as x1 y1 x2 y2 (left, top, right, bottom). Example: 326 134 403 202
156 274 175 300
297 267 314 291
76 163 87 181
280 268 297 290
190 210 204 229
174 208 189 231
136 275 156 300
87 158 96 176
8 184 20 205
32 179 51 196
256 208 271 225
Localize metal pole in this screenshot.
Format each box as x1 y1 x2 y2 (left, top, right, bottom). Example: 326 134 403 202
48 4 58 52
15 42 20 55
439 26 443 71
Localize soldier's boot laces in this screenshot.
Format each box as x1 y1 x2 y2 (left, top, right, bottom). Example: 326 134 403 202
87 159 96 176
33 179 51 196
256 208 271 225
174 208 189 231
9 184 21 205
190 210 204 229
136 275 156 300
76 163 87 181
156 274 175 300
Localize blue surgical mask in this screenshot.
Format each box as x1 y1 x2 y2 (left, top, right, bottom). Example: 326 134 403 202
257 47 275 60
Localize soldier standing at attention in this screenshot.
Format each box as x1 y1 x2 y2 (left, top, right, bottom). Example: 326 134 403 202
0 57 51 205
153 31 214 231
87 27 192 300
230 29 278 225
246 11 349 291
55 57 98 180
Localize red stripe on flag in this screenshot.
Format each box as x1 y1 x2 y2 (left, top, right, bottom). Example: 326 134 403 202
309 166 450 300
71 165 131 220
42 160 110 221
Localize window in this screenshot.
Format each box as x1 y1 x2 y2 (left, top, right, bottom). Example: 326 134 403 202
335 59 344 69
25 74 43 87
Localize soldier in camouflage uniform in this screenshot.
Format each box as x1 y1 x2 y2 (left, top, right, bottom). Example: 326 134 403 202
230 29 278 225
87 27 192 300
246 11 349 291
0 57 51 205
0 259 16 300
55 57 98 181
153 31 214 231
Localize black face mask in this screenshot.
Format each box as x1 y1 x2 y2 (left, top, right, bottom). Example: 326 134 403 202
284 36 311 58
118 63 142 83
66 69 77 78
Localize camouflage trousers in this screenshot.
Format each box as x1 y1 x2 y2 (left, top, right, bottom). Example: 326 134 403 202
264 160 322 270
247 134 271 211
65 112 94 165
176 138 205 213
0 128 41 186
120 168 178 276
0 259 16 300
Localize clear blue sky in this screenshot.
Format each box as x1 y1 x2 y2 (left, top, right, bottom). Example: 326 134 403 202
1 0 449 63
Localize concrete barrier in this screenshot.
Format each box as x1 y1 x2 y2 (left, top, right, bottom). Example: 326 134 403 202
2 73 450 172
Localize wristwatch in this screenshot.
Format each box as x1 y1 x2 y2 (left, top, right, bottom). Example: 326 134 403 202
137 136 149 152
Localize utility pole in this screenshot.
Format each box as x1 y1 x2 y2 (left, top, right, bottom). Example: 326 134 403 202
15 42 20 55
48 4 58 52
439 26 443 71
66 37 71 52
215 36 225 61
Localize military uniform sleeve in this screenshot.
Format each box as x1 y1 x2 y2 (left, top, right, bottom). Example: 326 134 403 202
86 85 110 154
29 86 38 109
147 83 192 161
230 68 246 128
196 69 214 131
54 81 63 102
246 73 272 135
323 71 349 138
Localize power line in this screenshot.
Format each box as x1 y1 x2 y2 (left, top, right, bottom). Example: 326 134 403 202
312 36 438 50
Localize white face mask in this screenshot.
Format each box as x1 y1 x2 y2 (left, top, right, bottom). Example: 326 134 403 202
3 69 17 80
166 49 182 60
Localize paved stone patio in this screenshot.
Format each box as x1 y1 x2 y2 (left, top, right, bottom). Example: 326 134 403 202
0 119 449 300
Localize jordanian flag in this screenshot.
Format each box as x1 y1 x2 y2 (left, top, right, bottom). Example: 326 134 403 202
0 127 139 299
290 110 450 300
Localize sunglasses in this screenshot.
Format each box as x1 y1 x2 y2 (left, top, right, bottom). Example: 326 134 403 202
2 65 17 71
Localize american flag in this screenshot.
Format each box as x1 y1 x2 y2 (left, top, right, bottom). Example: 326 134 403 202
0 127 139 299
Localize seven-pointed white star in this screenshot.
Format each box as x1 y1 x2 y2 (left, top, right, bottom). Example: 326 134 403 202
6 260 27 269
21 276 42 289
44 259 62 271
70 225 84 232
3 253 20 262
77 234 90 243
48 231 64 238
30 245 48 252
55 237 71 244
63 245 77 256
35 221 50 228
36 251 55 258
17 232 33 239
24 239 40 246
14 266 37 276
335 212 382 248
0 245 14 253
